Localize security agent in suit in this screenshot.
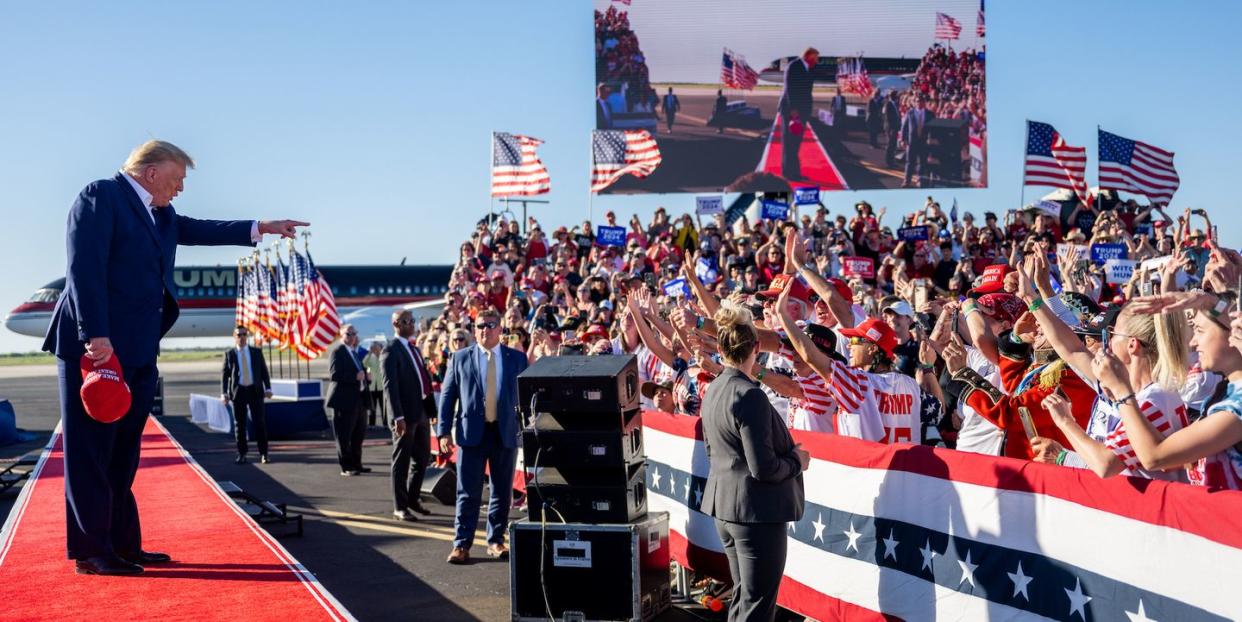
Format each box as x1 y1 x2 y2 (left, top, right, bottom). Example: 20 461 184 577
220 325 272 464
661 87 680 133
777 47 819 181
437 308 528 564
325 324 370 475
596 83 612 129
383 309 437 521
883 91 901 167
699 303 809 622
42 140 307 576
901 95 935 187
867 91 885 147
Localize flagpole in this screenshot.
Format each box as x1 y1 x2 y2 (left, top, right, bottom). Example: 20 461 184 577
1019 119 1029 212
272 241 285 380
302 230 312 379
588 130 595 223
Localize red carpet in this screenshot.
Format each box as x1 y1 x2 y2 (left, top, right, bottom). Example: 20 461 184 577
758 112 849 190
0 418 352 621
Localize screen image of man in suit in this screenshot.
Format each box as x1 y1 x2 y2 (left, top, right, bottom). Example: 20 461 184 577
867 91 885 148
901 95 935 187
326 324 369 476
437 308 528 565
221 325 272 464
383 309 437 522
778 48 819 181
699 304 808 622
883 91 901 167
42 140 307 576
661 87 680 133
596 83 612 129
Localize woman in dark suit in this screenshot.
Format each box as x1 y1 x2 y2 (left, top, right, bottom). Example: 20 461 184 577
699 302 809 622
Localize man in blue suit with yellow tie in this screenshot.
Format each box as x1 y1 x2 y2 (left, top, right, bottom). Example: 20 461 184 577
437 307 528 564
43 140 307 575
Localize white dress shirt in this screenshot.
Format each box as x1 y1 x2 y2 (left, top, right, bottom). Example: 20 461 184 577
475 342 503 390
122 172 261 242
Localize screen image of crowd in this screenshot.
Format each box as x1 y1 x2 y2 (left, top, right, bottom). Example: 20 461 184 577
420 191 1242 492
593 3 989 193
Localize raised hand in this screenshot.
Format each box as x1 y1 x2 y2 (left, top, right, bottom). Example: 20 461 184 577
1029 436 1064 465
785 229 808 267
1090 349 1132 401
1041 392 1074 427
1126 291 1215 315
941 332 968 373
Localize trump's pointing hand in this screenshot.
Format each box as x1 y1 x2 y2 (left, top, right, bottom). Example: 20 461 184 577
258 220 311 239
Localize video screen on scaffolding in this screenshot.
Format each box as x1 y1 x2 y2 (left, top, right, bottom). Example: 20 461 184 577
593 0 987 194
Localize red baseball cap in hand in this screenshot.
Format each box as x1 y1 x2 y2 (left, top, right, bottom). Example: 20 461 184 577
79 354 131 424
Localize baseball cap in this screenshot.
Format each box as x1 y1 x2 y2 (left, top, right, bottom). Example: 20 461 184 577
1061 292 1102 324
971 264 1012 295
883 300 915 318
826 278 854 304
975 293 1025 325
581 323 610 341
1074 305 1123 338
839 317 899 359
756 273 817 304
802 323 846 362
641 379 674 400
79 355 131 424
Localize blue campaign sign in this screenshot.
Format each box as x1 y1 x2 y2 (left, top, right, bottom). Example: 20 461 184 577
696 195 724 215
897 226 929 241
793 187 820 205
1090 243 1128 264
596 225 627 247
662 277 690 298
760 199 789 221
1134 223 1153 236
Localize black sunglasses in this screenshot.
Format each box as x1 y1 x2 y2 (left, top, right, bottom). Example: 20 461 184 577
477 321 499 330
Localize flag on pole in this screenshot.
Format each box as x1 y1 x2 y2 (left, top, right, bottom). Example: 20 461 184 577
242 264 261 340
976 0 985 37
490 132 551 197
293 255 341 360
233 264 246 333
935 12 962 40
1024 121 1089 204
721 49 758 90
950 198 959 223
590 129 662 192
283 248 309 350
1098 129 1180 204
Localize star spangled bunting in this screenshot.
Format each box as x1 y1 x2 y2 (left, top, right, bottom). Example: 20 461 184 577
936 12 962 40
1098 129 1180 204
1024 121 1088 204
590 129 661 193
491 132 550 197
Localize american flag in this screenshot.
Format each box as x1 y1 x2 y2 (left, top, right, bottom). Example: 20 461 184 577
977 0 985 37
1024 121 1088 204
1099 129 1180 204
491 132 550 197
233 264 246 333
935 12 962 40
720 49 758 90
259 261 281 343
590 129 662 192
835 57 874 98
283 249 310 350
289 251 341 360
241 264 262 340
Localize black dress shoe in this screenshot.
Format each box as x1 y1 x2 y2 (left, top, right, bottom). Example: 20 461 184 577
340 470 355 477
75 555 144 576
356 466 372 473
260 454 271 464
235 455 248 464
393 510 419 522
118 550 172 565
410 503 432 516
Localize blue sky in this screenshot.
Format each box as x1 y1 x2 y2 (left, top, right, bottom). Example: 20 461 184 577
0 1 1238 353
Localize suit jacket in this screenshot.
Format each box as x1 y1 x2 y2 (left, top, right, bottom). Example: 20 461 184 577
778 59 815 118
596 99 611 129
699 367 804 524
43 173 253 366
221 346 271 396
436 344 528 449
381 337 437 425
325 343 364 411
883 99 901 130
901 108 935 146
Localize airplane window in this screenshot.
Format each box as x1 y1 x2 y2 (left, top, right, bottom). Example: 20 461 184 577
349 286 357 295
27 288 62 303
405 286 412 294
368 287 375 295
197 288 205 296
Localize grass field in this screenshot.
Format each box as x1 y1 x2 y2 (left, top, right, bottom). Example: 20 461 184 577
0 349 224 367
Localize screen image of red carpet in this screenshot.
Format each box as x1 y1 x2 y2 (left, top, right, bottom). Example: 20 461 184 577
0 418 353 621
757 112 848 190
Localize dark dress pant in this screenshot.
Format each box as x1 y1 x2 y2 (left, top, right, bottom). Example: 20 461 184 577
332 403 366 471
231 385 268 456
391 418 430 512
714 519 788 622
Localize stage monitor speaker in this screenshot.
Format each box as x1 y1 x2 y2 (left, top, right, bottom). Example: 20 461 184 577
420 466 456 506
927 117 969 181
511 512 671 622
523 408 644 478
519 355 640 422
526 462 647 523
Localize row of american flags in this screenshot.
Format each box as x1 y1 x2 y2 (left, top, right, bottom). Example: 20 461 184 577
936 0 986 40
1024 121 1181 205
491 129 662 197
235 244 341 360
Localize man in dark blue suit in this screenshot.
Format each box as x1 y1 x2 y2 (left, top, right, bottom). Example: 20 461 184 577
43 140 307 575
901 95 935 187
437 308 528 564
777 48 819 181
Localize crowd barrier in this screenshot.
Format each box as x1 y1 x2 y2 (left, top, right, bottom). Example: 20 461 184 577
641 410 1242 621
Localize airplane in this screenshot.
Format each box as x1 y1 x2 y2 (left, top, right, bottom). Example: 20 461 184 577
5 264 454 346
758 55 922 85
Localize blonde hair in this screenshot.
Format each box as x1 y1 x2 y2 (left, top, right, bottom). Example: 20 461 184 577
122 140 195 176
714 301 756 365
1119 308 1189 391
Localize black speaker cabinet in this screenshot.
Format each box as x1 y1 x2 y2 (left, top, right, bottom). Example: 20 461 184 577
526 462 647 523
519 355 640 422
511 512 671 622
523 409 644 478
927 117 969 181
420 466 456 506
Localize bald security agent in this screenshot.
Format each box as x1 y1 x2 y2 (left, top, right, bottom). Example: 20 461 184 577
384 310 438 522
43 140 307 576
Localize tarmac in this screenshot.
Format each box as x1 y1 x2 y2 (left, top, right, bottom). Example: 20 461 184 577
0 360 720 621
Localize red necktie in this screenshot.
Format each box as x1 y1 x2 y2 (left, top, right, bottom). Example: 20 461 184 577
409 340 432 399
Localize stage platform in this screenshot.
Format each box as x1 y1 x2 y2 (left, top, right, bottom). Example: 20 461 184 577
0 417 353 621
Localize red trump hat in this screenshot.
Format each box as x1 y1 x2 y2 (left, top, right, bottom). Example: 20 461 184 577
79 355 131 424
839 317 899 359
971 264 1012 295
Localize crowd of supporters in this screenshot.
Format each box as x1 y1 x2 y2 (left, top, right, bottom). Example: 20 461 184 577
417 193 1242 491
901 44 986 136
594 7 656 115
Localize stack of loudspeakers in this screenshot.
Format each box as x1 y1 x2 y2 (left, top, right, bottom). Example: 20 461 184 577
927 117 969 182
511 354 671 622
